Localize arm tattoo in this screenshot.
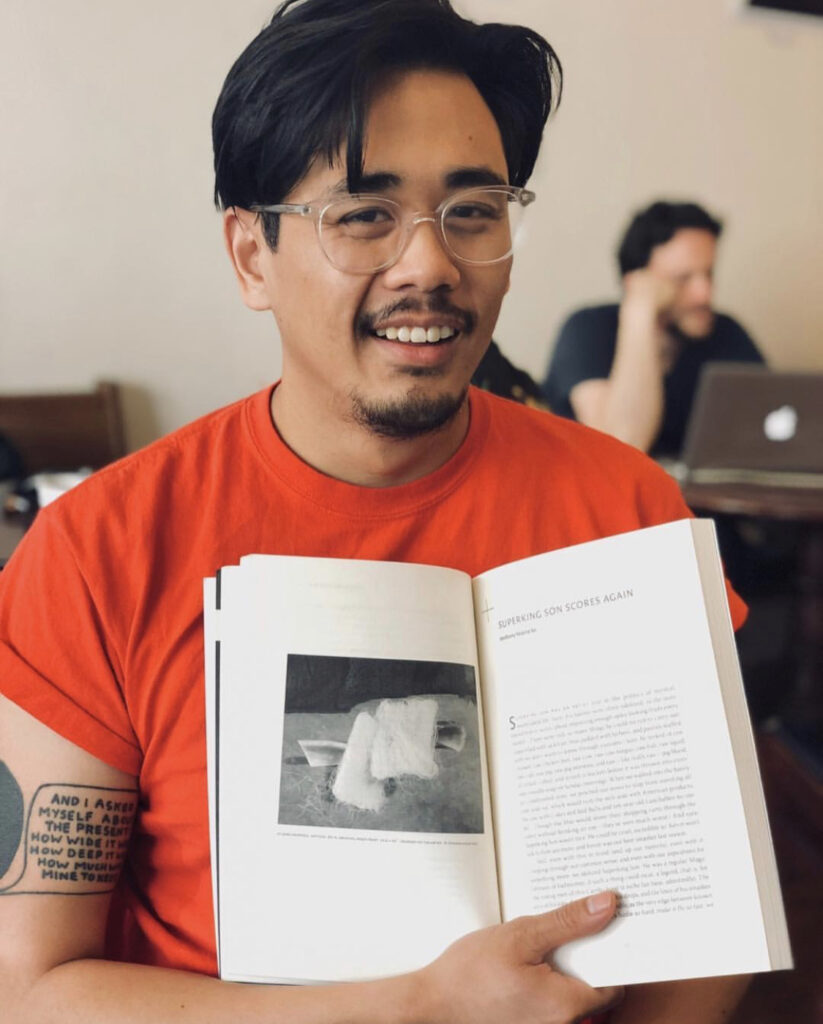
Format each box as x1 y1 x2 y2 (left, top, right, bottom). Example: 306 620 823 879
0 763 137 896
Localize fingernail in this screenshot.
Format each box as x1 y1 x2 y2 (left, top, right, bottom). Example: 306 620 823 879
586 891 613 915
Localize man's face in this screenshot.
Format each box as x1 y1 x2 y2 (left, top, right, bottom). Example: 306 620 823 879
248 69 512 438
647 228 717 338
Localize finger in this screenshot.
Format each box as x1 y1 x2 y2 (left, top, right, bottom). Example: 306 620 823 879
592 983 625 1014
569 983 626 1024
511 890 618 961
623 269 647 293
548 975 625 1024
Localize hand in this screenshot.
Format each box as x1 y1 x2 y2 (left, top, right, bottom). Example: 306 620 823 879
621 269 678 325
415 891 624 1024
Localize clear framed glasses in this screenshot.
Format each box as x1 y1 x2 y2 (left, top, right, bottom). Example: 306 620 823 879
250 185 536 275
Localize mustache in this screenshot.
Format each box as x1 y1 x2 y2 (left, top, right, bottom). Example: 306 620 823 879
357 297 475 336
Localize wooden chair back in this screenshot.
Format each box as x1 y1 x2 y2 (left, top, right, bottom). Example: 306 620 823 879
0 381 126 475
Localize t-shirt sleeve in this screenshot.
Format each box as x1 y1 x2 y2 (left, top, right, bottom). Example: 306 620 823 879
543 308 617 419
0 508 141 775
633 456 748 631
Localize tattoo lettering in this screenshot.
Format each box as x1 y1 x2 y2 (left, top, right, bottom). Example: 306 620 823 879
0 773 137 895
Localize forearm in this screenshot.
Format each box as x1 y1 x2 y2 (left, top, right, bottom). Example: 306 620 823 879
17 959 420 1024
610 974 751 1024
597 308 666 452
10 896 624 1024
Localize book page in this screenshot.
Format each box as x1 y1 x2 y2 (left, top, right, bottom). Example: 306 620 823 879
214 556 500 984
202 577 220 975
474 520 773 986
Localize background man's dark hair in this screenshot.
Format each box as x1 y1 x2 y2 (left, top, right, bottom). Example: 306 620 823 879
617 200 723 276
212 0 562 248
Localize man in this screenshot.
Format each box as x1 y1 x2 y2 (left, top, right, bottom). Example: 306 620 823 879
0 2 749 1021
543 201 763 455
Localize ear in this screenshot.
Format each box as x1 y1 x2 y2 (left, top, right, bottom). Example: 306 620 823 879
223 208 273 311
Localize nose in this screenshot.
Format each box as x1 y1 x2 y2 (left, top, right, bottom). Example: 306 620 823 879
686 271 713 306
380 215 462 292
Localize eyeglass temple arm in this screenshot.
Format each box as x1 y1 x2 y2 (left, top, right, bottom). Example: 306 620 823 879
249 203 312 215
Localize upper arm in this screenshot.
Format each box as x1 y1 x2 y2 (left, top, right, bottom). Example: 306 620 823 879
544 308 615 416
0 692 137 991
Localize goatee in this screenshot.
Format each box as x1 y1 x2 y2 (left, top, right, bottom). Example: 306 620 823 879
351 388 467 440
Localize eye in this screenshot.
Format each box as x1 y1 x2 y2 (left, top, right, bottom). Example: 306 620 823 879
446 202 501 221
325 200 398 240
339 206 393 226
444 199 506 238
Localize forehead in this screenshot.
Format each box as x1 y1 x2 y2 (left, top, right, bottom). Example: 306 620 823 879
649 228 717 273
294 69 508 199
364 69 506 170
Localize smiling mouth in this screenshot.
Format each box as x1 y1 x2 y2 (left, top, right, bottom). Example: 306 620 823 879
373 325 458 344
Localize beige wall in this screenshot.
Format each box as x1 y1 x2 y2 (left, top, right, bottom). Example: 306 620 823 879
2 0 822 449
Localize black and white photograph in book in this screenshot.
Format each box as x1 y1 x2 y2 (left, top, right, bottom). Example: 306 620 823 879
278 655 484 833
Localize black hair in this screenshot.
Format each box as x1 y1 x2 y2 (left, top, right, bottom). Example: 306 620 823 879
617 201 723 275
212 0 561 247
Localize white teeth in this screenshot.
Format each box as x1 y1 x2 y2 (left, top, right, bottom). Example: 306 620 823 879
375 325 458 343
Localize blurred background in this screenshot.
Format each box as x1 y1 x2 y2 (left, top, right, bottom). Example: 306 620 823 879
1 0 821 448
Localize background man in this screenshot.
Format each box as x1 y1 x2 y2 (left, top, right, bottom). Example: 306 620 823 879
0 3 748 1022
543 200 764 455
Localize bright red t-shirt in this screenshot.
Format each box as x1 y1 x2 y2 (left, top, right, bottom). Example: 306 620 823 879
0 385 745 975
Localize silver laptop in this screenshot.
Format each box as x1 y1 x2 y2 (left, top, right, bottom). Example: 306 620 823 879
681 364 823 487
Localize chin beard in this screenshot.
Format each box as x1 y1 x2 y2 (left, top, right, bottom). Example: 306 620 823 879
351 388 467 440
675 309 715 339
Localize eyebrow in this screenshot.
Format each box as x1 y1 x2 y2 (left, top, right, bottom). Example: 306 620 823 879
445 167 508 189
328 172 401 196
327 166 508 197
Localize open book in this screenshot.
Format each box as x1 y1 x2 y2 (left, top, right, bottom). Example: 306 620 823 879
203 519 791 987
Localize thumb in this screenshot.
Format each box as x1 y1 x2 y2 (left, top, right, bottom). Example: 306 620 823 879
513 891 617 962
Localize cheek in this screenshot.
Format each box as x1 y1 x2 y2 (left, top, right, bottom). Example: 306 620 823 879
469 265 511 317
673 282 695 310
279 266 374 337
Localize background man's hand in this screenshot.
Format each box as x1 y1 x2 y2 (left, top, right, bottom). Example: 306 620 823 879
415 891 623 1024
621 269 678 327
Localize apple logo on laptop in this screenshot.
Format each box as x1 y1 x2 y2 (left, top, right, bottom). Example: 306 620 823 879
763 405 798 442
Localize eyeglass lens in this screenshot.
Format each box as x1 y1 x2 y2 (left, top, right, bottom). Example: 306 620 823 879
317 189 525 273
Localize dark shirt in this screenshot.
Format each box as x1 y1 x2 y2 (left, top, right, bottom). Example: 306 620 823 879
542 304 764 457
472 340 550 410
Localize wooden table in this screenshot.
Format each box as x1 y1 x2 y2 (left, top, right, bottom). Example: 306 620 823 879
681 481 823 524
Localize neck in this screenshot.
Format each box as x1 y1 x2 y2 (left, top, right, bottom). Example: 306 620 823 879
270 380 471 487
